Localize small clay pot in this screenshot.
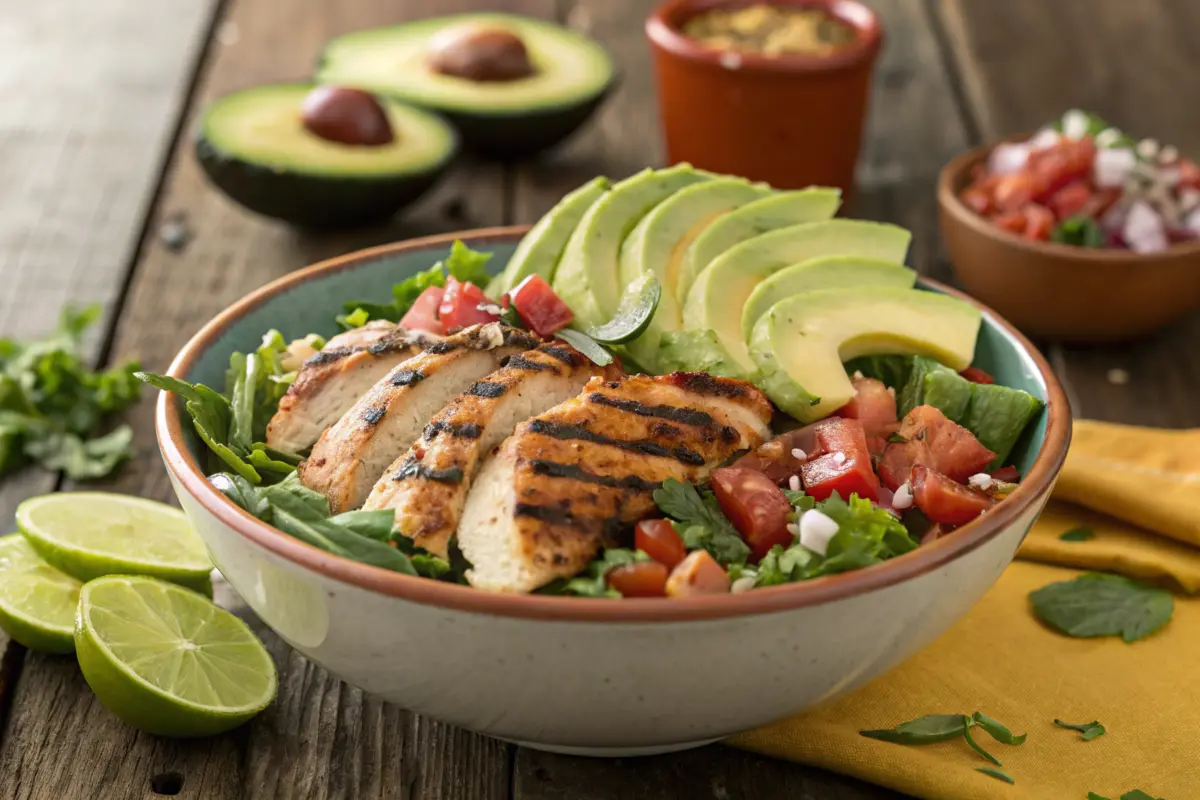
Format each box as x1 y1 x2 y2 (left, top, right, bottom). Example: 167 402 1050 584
646 0 882 195
939 139 1200 343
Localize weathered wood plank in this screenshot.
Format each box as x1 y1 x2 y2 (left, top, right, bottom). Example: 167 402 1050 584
937 0 1200 427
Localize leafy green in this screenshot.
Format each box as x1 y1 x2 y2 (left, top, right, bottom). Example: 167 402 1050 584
1059 526 1096 542
861 711 1025 778
844 355 911 390
1054 718 1106 741
543 548 650 598
338 240 494 329
0 304 142 480
1052 216 1106 248
976 767 1014 784
971 712 1026 745
1029 572 1174 642
654 478 751 566
1089 792 1167 800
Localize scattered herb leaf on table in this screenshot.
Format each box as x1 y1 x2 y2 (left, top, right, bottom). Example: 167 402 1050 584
1029 572 1174 642
1055 718 1107 741
1059 526 1096 542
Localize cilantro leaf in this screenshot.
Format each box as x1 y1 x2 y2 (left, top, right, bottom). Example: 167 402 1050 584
1051 216 1105 248
860 714 970 744
976 767 1015 784
1030 572 1174 642
1054 718 1106 741
1059 526 1095 542
972 712 1027 745
653 479 750 565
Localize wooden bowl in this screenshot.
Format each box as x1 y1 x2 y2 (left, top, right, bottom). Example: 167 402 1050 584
938 142 1200 343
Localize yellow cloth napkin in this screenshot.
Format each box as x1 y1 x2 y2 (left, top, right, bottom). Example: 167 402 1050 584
730 421 1200 799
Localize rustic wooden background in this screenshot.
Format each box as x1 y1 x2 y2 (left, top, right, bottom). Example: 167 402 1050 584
1 0 1197 797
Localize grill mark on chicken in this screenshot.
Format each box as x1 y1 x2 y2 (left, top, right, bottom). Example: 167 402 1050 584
423 420 482 440
529 459 659 491
394 455 465 484
361 405 387 425
303 347 356 368
587 393 714 427
506 355 557 373
527 420 704 465
541 345 581 366
667 371 748 398
501 329 541 349
390 369 425 387
514 503 574 525
425 340 460 355
466 381 507 398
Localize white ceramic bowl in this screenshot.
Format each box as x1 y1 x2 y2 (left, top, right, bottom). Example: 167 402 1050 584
156 227 1071 756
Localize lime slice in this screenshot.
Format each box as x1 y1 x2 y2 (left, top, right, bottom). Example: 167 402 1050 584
585 275 662 345
0 534 82 653
75 575 277 737
17 493 213 594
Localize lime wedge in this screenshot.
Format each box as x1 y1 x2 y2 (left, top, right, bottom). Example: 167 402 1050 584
75 575 277 737
0 534 82 653
16 493 213 594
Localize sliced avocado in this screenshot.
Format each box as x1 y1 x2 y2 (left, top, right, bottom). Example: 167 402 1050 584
552 165 711 330
488 176 609 297
195 84 457 228
618 177 771 370
962 383 1044 467
898 357 973 421
741 257 916 341
676 188 841 299
682 220 912 374
656 330 752 379
748 288 982 422
316 14 614 158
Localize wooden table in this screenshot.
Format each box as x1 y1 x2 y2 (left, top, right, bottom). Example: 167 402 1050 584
1 0 1197 797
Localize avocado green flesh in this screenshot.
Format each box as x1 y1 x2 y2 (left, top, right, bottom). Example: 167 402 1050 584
677 188 841 300
618 177 770 370
748 288 982 422
552 165 711 330
201 84 456 176
683 220 913 374
316 14 613 115
963 383 1044 468
489 176 609 297
741 257 916 341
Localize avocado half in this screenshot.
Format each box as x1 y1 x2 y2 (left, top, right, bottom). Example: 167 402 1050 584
315 14 615 159
195 83 458 228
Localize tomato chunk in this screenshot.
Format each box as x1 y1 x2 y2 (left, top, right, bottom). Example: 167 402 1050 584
1047 179 1093 221
399 286 446 335
509 275 574 337
959 366 995 385
733 425 826 485
635 519 687 569
837 376 898 436
606 561 668 598
989 465 1021 483
438 278 499 332
877 405 996 490
665 550 730 597
1027 137 1096 202
711 467 793 561
1022 204 1055 241
911 465 995 526
798 417 881 502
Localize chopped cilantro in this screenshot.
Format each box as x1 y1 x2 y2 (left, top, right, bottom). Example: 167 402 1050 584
1030 573 1174 642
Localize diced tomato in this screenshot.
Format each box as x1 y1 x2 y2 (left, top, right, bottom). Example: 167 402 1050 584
665 550 730 597
991 210 1028 234
437 278 500 332
992 173 1038 213
606 561 668 598
989 465 1021 483
961 174 1000 215
798 417 881 502
877 405 997 490
635 519 687 569
1180 158 1200 190
1079 186 1122 219
910 465 995 526
837 377 898 436
1027 137 1096 202
733 425 826 485
1022 204 1055 240
710 467 793 561
1046 180 1093 221
959 366 995 385
400 286 446 335
509 275 574 337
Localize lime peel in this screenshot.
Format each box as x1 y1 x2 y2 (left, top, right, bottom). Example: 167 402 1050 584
0 534 81 653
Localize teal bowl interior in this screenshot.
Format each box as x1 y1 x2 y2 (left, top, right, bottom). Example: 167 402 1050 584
178 230 1051 477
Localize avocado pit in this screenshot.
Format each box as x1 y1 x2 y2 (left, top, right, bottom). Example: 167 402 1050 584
301 86 395 146
426 24 535 82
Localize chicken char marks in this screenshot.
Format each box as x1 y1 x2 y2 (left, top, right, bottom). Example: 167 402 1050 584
265 321 436 453
297 323 540 513
458 373 773 593
364 342 616 558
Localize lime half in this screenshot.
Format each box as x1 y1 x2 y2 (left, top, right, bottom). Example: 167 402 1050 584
75 575 277 737
17 493 213 594
0 534 82 653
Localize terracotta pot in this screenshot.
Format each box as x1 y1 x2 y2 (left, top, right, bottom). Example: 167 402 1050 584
939 140 1200 343
646 0 882 195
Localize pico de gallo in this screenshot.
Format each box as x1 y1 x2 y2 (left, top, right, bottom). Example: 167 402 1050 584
960 109 1200 252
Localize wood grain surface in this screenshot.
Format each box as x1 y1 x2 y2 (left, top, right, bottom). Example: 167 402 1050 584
0 0 1197 797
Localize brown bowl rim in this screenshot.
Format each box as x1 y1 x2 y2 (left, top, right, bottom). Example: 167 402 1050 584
938 136 1200 263
646 0 883 74
156 225 1071 624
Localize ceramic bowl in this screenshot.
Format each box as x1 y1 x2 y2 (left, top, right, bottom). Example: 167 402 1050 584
939 141 1200 343
646 0 882 195
156 227 1070 756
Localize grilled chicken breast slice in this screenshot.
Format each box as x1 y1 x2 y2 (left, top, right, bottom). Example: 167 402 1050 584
458 373 773 593
266 322 436 453
364 342 617 558
298 323 541 513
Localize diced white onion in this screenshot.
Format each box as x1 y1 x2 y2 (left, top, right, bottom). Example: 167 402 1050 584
852 370 865 380
1182 189 1200 213
1123 200 1169 253
1061 109 1090 140
1096 128 1124 148
1094 148 1136 188
788 475 801 492
1136 138 1161 160
731 576 757 594
791 448 807 462
892 482 914 510
987 142 1031 175
1186 207 1200 237
1028 127 1061 151
832 451 847 465
968 473 994 491
799 510 839 556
